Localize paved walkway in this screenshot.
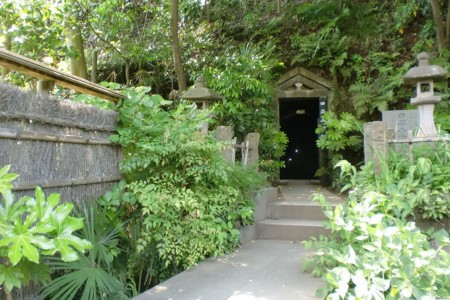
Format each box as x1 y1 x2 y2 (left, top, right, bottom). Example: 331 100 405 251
277 180 342 204
135 180 340 300
134 240 323 300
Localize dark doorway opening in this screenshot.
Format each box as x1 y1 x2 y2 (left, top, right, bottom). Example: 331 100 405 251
280 98 319 179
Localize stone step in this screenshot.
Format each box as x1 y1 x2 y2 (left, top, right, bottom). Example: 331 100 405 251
256 219 330 241
268 201 331 220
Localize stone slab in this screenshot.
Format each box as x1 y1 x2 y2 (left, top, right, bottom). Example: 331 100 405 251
382 110 419 139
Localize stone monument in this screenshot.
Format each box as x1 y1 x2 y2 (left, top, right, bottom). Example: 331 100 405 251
403 52 447 137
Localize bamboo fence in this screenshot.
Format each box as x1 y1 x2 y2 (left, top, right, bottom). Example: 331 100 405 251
0 82 121 204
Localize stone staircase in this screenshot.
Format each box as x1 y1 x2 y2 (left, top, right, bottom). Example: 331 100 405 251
240 181 341 243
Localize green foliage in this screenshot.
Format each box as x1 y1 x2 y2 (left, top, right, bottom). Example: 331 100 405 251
190 42 287 180
306 192 450 299
109 86 265 287
0 0 65 59
0 165 92 295
349 56 412 118
41 201 128 300
316 112 363 152
315 111 363 186
288 0 442 117
349 143 450 220
304 144 450 298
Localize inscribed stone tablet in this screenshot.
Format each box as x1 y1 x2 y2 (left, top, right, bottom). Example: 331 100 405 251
382 110 419 139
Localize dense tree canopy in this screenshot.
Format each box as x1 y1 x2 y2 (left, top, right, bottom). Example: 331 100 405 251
1 1 448 98
0 0 449 135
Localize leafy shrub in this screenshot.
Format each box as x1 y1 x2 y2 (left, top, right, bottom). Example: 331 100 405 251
192 42 287 181
109 87 265 287
315 111 363 187
344 143 450 220
0 165 92 298
304 148 450 299
41 201 129 300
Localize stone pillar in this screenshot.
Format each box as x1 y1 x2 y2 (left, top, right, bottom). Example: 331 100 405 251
245 132 260 170
364 121 388 175
216 126 234 163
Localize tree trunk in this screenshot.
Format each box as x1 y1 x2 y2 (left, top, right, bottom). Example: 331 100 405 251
1 34 12 80
4 289 12 300
91 50 98 83
1 14 12 80
125 61 131 86
37 80 55 94
170 0 187 92
66 0 88 79
430 0 448 51
446 0 450 44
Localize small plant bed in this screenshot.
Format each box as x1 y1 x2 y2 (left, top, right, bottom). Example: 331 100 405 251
304 142 450 299
0 87 265 299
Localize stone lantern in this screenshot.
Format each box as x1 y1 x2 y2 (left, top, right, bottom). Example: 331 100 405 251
181 76 222 132
181 76 222 110
403 52 447 137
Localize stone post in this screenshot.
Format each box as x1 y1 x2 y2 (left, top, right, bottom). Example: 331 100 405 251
245 132 260 170
364 121 388 175
216 126 234 163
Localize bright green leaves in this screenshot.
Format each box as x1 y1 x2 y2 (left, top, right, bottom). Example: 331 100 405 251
316 111 363 153
0 167 92 293
305 148 450 299
1 187 92 266
0 264 24 293
48 205 92 262
0 165 19 194
193 42 286 181
0 220 43 264
111 87 264 280
315 112 363 185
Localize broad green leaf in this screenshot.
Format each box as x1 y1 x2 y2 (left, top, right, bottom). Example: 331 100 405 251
352 270 368 297
344 245 356 265
315 287 329 298
53 233 92 262
1 232 41 265
29 187 60 220
0 264 25 292
0 164 11 177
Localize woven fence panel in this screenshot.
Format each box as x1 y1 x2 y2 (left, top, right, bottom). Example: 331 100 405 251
0 82 121 200
0 82 122 299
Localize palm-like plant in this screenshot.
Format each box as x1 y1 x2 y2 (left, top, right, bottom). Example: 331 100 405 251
40 202 129 300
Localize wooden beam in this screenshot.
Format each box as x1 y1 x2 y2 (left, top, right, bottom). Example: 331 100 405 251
277 89 329 98
276 66 332 90
277 74 327 91
277 67 300 85
0 48 125 102
0 127 114 145
298 67 332 89
12 175 122 191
